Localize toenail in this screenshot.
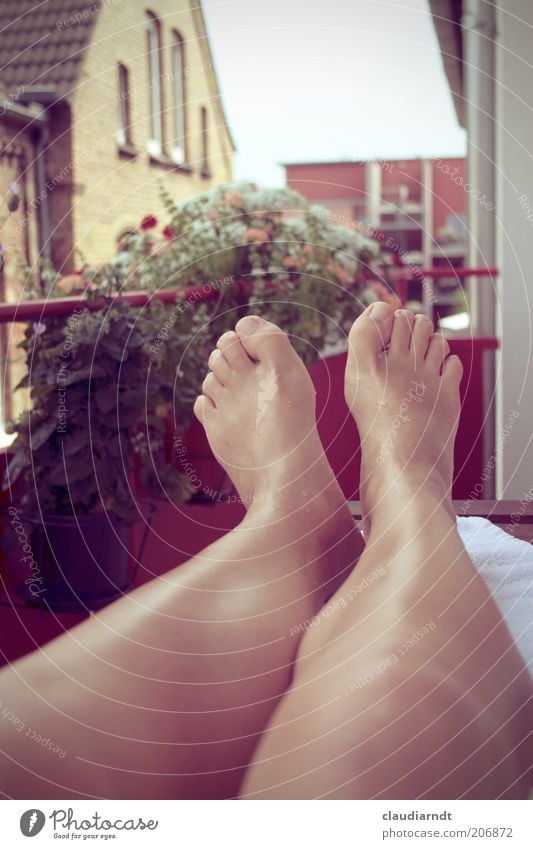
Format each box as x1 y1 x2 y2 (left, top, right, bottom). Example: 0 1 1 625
237 316 264 335
367 302 392 321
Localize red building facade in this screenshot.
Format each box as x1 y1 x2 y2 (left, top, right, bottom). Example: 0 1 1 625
285 157 468 314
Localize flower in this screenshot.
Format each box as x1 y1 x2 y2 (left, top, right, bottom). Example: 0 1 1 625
282 256 300 270
244 227 269 243
32 321 46 336
327 260 350 285
224 190 244 208
162 225 174 239
56 274 87 295
140 214 158 231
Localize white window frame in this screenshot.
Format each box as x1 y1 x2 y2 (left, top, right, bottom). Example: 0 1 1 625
146 12 163 156
200 105 210 174
171 32 186 164
117 63 130 147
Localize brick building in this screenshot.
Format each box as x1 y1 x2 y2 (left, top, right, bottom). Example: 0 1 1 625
284 157 468 314
0 0 235 286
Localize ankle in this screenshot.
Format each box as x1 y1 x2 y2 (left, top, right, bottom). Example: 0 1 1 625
362 461 454 530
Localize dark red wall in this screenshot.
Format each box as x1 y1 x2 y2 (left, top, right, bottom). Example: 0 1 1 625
0 340 494 666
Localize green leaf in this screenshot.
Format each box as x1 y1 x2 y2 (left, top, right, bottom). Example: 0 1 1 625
95 387 118 413
4 447 29 487
61 364 106 385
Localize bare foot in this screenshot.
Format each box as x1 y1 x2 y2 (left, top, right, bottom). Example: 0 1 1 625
194 316 362 585
344 302 462 532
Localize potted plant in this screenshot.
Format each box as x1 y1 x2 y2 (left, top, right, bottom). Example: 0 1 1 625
3 183 380 611
100 182 380 362
3 300 200 610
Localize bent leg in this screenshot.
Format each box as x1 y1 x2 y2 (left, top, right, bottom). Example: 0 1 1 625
0 318 362 800
242 305 533 799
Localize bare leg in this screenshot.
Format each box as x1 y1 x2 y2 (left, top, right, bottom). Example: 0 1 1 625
242 304 533 799
0 318 361 800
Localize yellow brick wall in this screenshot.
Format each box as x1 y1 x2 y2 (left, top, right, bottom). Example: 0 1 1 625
0 121 38 424
69 0 235 263
0 124 39 298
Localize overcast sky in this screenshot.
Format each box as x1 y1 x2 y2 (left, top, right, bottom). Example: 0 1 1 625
202 0 466 186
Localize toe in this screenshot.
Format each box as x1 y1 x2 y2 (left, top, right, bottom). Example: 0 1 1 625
389 309 415 354
425 332 450 371
347 302 395 367
442 354 463 389
216 330 253 371
208 349 232 386
193 394 214 424
234 316 293 366
411 313 434 363
202 372 224 406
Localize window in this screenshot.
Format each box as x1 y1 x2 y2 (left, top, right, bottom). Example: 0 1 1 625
145 11 163 156
116 228 136 252
117 63 132 146
446 213 467 241
171 31 186 164
200 105 210 178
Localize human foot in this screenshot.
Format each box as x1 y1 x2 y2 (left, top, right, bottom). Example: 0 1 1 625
345 303 463 530
194 317 357 548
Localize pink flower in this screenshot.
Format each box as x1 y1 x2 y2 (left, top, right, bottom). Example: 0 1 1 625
140 215 158 231
245 227 269 243
224 190 244 208
33 322 46 336
327 260 350 285
282 256 300 269
57 274 86 295
162 225 174 239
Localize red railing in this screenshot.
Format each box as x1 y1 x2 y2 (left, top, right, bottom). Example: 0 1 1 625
0 266 499 324
0 283 217 324
388 266 499 309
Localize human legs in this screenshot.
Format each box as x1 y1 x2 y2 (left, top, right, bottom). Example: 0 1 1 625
0 319 362 800
241 304 533 799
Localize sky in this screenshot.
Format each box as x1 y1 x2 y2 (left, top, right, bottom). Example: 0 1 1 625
202 0 466 186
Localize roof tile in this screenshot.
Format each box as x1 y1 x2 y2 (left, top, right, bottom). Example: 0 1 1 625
0 0 101 100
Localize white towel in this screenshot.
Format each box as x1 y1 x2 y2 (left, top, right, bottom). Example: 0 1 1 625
458 517 533 676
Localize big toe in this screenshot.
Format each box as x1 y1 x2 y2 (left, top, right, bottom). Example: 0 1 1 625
234 316 294 366
347 301 395 368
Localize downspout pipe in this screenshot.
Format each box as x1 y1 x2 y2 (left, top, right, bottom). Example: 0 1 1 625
463 0 497 331
462 0 497 496
33 116 51 268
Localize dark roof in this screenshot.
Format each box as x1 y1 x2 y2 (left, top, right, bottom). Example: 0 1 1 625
0 0 100 101
428 0 465 127
0 1 236 150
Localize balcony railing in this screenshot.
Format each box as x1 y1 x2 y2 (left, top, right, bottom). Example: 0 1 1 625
0 270 499 497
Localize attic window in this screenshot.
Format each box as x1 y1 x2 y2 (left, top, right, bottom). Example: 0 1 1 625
117 63 132 147
171 31 186 165
145 11 163 156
